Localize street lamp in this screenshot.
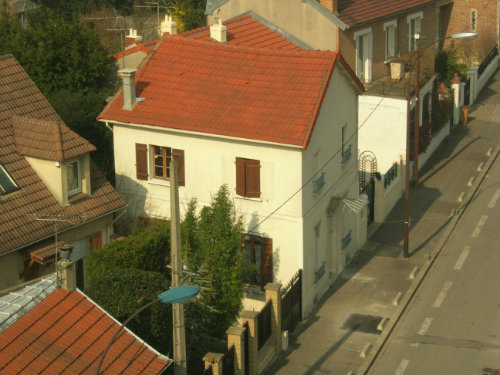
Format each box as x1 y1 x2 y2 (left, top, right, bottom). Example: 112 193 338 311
95 284 200 375
404 31 478 258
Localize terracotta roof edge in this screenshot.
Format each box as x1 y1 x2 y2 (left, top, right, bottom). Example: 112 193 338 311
54 121 64 162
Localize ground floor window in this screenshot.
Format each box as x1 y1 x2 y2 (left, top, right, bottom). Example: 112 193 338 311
244 234 273 288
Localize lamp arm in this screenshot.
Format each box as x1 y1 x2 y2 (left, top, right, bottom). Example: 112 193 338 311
95 298 161 375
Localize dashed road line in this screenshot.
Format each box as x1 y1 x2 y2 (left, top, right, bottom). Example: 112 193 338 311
417 317 433 335
487 189 500 208
395 359 410 375
471 215 488 238
467 177 474 187
458 192 465 202
477 162 484 172
433 281 453 308
454 246 471 271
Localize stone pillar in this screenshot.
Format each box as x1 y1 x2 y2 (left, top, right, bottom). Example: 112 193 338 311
469 66 479 101
59 260 76 292
227 327 245 375
203 353 223 375
239 311 259 375
451 74 461 126
265 283 282 355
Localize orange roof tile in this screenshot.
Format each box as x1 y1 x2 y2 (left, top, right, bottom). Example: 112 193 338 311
0 288 170 375
0 55 126 255
99 36 362 148
337 0 435 27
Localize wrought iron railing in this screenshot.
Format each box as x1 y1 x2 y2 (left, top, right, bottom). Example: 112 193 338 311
257 300 272 350
478 45 498 77
313 172 325 194
341 145 352 164
384 163 398 190
342 230 352 249
222 345 235 375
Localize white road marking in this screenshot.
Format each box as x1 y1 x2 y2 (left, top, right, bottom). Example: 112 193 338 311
471 215 488 237
477 162 484 172
417 317 433 335
410 342 420 347
467 177 474 187
395 359 410 375
433 281 453 308
454 246 471 270
487 189 500 208
458 192 465 202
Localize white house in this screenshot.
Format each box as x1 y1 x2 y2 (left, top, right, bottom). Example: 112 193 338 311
98 17 366 315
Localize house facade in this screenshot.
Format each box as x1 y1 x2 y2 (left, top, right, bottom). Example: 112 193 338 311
0 55 126 290
99 18 366 314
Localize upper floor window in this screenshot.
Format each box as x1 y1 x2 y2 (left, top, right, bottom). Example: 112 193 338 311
384 20 397 60
471 9 477 31
67 160 81 197
0 164 18 195
354 28 373 83
235 157 260 198
134 143 185 186
407 12 423 51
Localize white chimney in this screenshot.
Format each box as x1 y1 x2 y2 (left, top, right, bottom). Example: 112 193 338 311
161 14 177 36
119 68 139 111
128 28 143 43
210 18 227 43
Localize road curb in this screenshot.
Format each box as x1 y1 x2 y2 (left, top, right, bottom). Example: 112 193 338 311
357 144 500 375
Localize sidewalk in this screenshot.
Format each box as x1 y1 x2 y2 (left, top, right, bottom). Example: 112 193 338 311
268 69 500 375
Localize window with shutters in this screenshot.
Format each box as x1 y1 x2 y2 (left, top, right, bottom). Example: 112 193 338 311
244 234 273 289
235 157 260 198
134 143 185 186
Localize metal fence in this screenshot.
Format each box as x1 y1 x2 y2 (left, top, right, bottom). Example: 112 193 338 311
384 163 398 189
478 45 499 77
281 269 302 334
464 77 471 106
222 345 235 375
202 365 213 375
257 300 272 350
243 322 249 375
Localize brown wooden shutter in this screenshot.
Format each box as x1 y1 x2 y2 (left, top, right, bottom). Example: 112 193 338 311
235 157 246 196
246 159 261 198
260 237 273 288
91 231 103 250
135 143 148 180
172 149 185 186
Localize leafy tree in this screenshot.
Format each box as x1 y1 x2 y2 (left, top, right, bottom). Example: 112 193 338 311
170 0 206 32
182 185 246 337
85 268 172 353
87 220 171 282
434 43 468 86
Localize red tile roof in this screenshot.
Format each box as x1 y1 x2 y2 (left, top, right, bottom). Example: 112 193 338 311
0 288 170 375
112 40 158 61
337 0 435 27
0 54 126 255
183 14 303 51
12 115 96 162
99 36 363 148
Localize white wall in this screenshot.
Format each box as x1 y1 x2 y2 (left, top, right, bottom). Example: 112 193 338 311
113 124 304 285
358 95 407 173
207 0 342 51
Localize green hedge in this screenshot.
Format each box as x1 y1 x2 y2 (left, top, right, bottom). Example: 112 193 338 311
87 220 170 282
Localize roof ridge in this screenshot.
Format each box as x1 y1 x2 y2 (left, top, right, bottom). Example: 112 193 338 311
180 14 251 37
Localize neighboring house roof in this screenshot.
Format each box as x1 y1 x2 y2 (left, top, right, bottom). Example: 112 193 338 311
183 14 308 50
337 0 435 27
99 35 363 148
113 40 158 62
12 115 96 162
0 286 170 374
0 54 126 255
0 275 56 332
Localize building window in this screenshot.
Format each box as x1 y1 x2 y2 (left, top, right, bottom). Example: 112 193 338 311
354 28 372 83
384 20 397 60
341 125 352 164
407 12 423 51
235 157 260 198
67 160 81 197
244 234 273 288
134 143 185 185
471 9 477 32
0 164 18 195
314 223 325 282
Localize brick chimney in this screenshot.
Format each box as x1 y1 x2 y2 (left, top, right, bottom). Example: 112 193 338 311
125 28 143 47
210 18 227 43
161 14 177 36
118 68 139 111
318 0 338 13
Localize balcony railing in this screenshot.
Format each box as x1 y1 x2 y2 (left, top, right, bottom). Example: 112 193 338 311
313 172 325 194
384 163 398 190
342 230 352 249
341 145 352 164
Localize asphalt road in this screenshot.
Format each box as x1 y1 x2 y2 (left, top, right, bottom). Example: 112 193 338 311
368 152 500 375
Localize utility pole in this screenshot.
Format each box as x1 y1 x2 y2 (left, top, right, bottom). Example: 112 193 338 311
404 68 413 258
413 35 422 185
170 159 187 375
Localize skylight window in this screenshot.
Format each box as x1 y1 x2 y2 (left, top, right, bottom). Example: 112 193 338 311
0 164 19 195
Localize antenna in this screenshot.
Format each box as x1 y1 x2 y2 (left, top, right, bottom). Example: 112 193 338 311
26 212 87 287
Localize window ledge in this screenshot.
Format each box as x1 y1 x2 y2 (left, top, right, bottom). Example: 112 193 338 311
68 192 90 205
147 178 171 187
235 195 262 202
